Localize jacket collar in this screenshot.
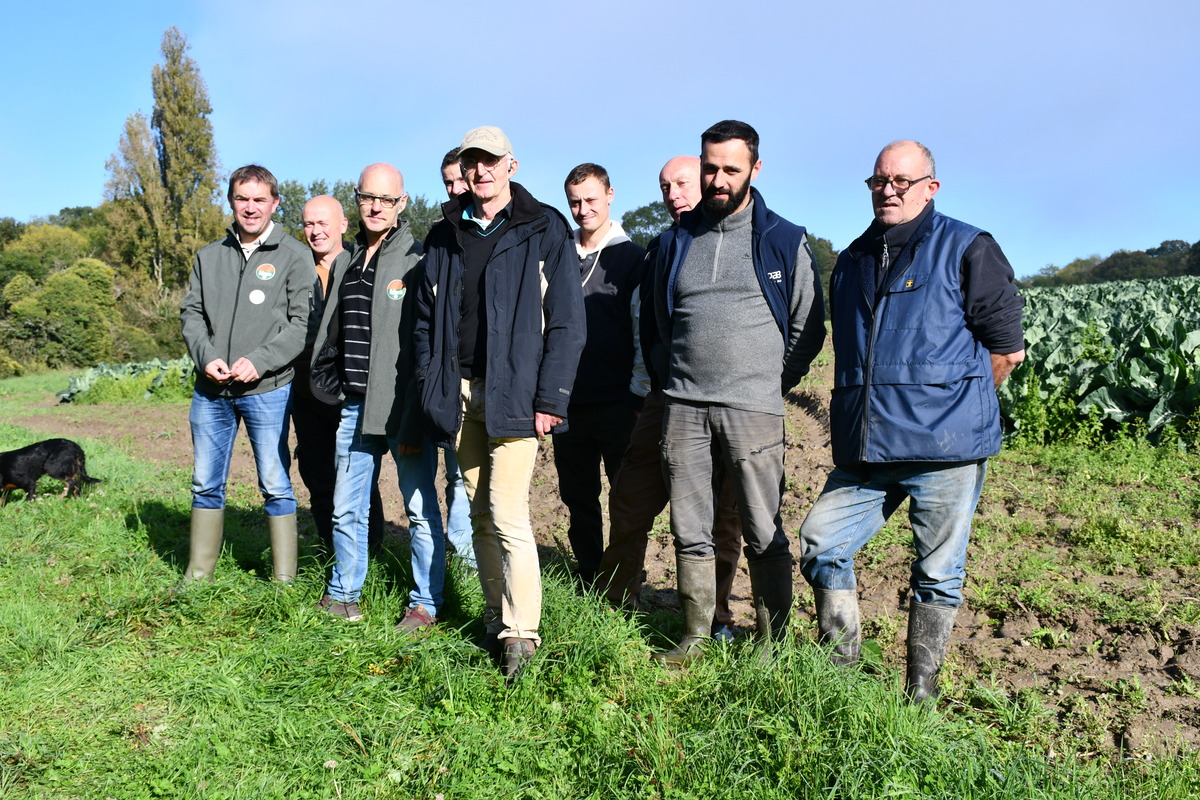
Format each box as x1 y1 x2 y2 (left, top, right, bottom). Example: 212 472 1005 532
226 219 285 249
868 200 936 256
677 186 775 239
440 181 547 229
353 219 415 256
574 219 631 256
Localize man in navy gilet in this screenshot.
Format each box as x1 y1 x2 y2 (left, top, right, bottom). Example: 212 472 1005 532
799 140 1026 703
653 120 826 665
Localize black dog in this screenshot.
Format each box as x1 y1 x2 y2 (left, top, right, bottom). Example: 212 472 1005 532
0 438 101 501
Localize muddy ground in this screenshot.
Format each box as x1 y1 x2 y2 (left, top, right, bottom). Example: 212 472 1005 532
14 357 1200 758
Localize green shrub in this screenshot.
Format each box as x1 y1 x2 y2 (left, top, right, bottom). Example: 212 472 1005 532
9 269 116 367
0 346 23 378
1002 276 1200 445
58 357 194 404
112 324 161 363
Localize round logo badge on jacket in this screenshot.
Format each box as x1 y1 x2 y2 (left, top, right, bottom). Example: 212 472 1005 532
256 264 276 281
386 279 406 300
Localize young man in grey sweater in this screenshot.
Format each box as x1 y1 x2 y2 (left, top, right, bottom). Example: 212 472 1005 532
653 121 825 665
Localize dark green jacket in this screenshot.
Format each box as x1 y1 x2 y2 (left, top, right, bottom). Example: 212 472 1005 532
310 222 425 443
181 222 315 397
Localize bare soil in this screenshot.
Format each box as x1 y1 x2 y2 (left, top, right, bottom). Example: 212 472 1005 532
15 358 1200 757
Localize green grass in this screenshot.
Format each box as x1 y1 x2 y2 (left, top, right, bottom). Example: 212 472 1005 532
2 389 1199 797
973 436 1200 621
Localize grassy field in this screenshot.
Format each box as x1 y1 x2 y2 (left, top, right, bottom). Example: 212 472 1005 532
1 372 1199 798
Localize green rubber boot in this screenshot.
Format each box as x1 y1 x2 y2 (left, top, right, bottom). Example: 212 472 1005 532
653 554 716 668
748 554 794 660
268 513 299 582
184 507 225 582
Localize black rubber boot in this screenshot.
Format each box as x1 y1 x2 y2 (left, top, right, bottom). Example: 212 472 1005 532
905 601 957 704
653 554 716 668
814 588 861 667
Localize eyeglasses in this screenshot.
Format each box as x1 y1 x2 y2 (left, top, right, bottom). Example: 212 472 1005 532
864 175 932 194
460 152 508 173
355 190 404 209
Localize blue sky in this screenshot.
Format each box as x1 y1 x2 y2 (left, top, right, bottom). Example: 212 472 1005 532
1 0 1196 278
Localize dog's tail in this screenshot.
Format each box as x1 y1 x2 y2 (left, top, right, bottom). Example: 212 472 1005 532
82 475 102 484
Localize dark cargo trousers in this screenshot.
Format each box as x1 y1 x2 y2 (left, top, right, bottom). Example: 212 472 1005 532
596 391 742 626
291 384 384 553
661 399 791 562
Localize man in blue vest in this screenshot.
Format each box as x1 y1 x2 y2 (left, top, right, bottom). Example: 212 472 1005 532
653 120 826 665
799 140 1025 703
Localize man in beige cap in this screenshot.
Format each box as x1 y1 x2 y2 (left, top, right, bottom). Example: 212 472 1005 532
414 127 585 680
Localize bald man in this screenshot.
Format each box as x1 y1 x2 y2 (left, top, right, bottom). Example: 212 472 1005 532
658 156 702 223
800 140 1024 703
292 196 384 555
595 155 743 642
310 163 443 627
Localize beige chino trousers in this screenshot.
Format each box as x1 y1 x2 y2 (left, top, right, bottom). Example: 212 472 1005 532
456 378 542 644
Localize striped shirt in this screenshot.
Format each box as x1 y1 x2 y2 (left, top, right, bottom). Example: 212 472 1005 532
339 250 377 394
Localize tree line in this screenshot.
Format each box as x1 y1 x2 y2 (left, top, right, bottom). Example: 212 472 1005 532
1 26 1188 378
1022 239 1200 288
0 28 446 377
0 26 845 378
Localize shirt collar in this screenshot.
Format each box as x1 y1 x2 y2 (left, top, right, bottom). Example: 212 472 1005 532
463 201 512 236
239 220 274 259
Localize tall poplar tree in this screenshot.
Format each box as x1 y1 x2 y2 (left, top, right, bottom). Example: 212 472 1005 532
105 27 224 287
151 26 224 281
104 112 170 285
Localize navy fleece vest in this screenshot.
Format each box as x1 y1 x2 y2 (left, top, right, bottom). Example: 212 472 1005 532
660 187 805 338
829 212 1000 465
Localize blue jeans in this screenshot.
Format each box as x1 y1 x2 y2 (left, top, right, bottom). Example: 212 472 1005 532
443 448 474 568
189 385 295 517
798 460 988 607
326 396 444 610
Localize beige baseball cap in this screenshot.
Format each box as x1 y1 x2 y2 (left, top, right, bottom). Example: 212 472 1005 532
459 126 513 156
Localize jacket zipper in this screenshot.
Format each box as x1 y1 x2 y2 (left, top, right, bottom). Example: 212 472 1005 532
227 251 250 372
859 236 922 458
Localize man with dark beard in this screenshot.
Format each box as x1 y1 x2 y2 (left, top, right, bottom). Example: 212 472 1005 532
653 120 825 665
596 155 744 643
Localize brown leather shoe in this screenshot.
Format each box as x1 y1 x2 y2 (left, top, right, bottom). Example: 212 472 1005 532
393 604 436 633
317 595 364 622
501 637 537 682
